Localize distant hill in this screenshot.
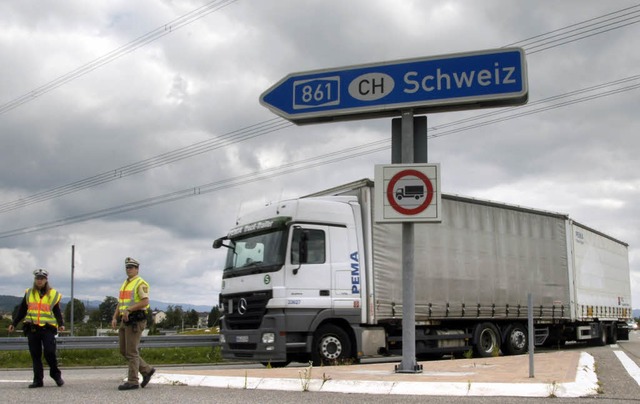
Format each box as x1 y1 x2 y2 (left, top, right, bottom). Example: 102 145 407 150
0 295 211 314
0 295 22 313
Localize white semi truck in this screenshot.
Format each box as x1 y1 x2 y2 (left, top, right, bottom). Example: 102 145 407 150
213 178 632 366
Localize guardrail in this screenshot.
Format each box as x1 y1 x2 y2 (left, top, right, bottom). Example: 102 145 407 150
0 334 221 351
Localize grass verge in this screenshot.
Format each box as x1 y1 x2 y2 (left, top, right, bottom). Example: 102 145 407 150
0 346 223 368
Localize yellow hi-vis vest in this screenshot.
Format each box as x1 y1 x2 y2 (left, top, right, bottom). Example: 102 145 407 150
25 288 61 327
118 276 150 315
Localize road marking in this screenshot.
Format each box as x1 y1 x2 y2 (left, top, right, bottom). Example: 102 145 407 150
613 351 640 386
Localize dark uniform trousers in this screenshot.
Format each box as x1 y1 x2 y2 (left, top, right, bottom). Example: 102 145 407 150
119 319 152 384
26 325 62 383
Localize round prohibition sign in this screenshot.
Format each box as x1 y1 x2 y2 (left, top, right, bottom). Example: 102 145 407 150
387 169 434 215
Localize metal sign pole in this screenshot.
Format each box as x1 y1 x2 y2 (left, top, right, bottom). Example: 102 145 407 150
397 110 420 373
528 293 535 378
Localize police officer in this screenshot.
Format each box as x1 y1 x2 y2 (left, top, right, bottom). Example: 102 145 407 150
7 269 65 388
111 257 155 390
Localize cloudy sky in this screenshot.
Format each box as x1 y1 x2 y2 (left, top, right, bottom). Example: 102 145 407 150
0 0 639 310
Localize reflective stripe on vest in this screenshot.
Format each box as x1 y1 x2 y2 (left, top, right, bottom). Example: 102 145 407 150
118 276 150 314
25 288 61 327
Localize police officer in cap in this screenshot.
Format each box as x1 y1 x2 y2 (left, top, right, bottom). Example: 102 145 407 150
8 269 65 388
111 257 155 390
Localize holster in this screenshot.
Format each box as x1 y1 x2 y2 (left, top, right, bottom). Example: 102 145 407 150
22 322 35 335
123 310 147 325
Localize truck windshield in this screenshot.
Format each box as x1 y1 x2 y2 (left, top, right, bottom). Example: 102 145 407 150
223 229 287 277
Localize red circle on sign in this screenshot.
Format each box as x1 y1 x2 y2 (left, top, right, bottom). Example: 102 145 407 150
386 169 434 215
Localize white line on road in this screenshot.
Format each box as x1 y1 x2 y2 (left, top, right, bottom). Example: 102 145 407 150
613 350 640 386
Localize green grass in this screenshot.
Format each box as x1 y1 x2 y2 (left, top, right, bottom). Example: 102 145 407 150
0 346 223 368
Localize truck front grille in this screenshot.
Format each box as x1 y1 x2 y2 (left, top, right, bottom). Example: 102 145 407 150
221 290 272 330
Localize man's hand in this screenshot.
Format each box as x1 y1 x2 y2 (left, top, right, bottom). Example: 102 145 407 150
111 318 118 329
8 325 14 333
58 326 65 332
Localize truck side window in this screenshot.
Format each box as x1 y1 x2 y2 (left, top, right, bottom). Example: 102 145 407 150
291 228 326 265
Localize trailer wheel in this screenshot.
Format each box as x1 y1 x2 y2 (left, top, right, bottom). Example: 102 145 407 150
503 323 528 355
312 324 352 365
473 322 500 358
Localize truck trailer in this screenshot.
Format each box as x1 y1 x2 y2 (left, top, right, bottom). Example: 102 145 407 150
213 178 632 366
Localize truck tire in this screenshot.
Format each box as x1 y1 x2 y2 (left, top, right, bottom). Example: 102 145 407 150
503 323 528 355
473 322 500 358
607 323 618 344
618 326 630 341
312 324 352 366
593 323 608 347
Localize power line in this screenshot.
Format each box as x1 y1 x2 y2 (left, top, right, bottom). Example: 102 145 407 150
0 118 292 213
1 3 639 221
428 74 640 136
1 73 639 239
0 0 238 116
505 4 640 52
2 69 638 214
0 140 389 239
1 3 636 207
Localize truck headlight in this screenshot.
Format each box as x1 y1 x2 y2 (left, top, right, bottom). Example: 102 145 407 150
262 332 275 344
219 334 226 343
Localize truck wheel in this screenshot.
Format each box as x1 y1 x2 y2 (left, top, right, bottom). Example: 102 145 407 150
503 323 528 355
618 326 630 341
593 323 608 346
312 324 352 366
607 323 618 344
473 322 500 358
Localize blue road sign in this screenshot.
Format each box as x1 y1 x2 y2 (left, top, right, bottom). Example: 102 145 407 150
260 48 527 125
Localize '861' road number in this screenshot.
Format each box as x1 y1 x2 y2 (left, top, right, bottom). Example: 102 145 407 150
293 77 340 109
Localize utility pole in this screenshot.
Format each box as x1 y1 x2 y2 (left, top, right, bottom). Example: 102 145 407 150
70 245 75 336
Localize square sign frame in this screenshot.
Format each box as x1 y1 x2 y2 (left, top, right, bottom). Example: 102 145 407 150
374 164 442 223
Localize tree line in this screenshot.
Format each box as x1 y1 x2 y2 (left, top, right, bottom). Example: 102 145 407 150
3 296 222 337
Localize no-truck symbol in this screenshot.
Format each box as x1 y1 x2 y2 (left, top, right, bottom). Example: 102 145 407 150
386 169 434 215
374 163 441 223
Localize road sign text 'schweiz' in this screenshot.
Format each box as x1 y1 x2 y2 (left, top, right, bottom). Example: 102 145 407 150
260 48 527 124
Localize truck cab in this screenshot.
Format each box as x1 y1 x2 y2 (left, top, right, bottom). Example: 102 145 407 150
213 196 365 365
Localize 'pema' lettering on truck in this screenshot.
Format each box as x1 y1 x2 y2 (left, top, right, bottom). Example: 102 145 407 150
350 251 360 294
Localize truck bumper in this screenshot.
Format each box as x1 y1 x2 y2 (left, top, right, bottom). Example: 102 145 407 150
221 310 288 363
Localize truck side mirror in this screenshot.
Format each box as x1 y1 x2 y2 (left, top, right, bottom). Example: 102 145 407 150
213 237 229 249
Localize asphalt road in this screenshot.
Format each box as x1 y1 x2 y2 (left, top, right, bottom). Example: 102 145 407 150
2 332 640 403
